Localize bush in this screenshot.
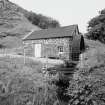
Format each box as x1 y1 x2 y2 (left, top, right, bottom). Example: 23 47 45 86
25 12 60 29
67 64 105 105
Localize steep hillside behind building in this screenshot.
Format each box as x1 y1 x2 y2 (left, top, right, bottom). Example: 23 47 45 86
0 0 60 48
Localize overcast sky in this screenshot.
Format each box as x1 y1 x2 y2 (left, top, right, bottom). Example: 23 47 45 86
10 0 105 33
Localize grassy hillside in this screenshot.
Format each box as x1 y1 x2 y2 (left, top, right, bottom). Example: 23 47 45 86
0 0 40 37
0 11 39 38
0 0 40 48
0 0 60 48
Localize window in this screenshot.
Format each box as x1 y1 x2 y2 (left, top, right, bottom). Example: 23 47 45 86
58 46 63 52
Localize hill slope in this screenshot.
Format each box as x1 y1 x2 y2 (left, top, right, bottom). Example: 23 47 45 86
0 0 60 48
0 0 40 48
78 38 105 68
0 0 40 38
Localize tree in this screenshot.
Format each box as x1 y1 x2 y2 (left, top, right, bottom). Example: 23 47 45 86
25 12 60 29
86 9 105 43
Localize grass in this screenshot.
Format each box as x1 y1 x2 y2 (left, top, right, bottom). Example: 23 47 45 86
0 56 59 105
2 38 105 105
0 56 43 83
78 38 105 68
0 1 40 49
0 56 41 104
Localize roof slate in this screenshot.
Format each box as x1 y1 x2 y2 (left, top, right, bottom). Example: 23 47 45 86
24 25 78 40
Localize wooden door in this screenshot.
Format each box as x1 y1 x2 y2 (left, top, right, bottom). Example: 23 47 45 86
35 44 41 58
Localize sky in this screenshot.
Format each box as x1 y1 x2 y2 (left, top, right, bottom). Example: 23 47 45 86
10 0 105 33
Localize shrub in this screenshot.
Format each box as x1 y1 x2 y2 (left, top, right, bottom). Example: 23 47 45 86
67 64 105 105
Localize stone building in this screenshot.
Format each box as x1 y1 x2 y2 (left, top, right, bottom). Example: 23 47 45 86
23 25 85 61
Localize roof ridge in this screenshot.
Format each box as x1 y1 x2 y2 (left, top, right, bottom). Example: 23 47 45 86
35 24 78 31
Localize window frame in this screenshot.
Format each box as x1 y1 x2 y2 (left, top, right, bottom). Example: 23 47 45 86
58 46 64 53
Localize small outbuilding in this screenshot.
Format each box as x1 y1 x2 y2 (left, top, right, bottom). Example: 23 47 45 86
23 25 85 61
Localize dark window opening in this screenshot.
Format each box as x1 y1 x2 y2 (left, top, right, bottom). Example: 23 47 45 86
58 46 63 52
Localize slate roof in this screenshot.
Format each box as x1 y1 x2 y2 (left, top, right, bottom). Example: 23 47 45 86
24 25 79 40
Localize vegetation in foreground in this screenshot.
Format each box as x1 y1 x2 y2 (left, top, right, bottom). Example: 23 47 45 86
66 39 105 105
0 56 59 105
0 39 105 105
67 55 105 105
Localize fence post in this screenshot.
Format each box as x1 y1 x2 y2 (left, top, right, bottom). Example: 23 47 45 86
23 42 26 64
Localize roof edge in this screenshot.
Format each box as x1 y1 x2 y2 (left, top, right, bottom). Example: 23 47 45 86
23 36 73 41
24 24 79 41
22 29 36 41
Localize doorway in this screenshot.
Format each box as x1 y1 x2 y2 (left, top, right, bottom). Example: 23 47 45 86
34 44 41 58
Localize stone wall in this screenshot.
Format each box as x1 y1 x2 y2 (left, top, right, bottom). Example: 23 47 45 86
24 37 73 60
